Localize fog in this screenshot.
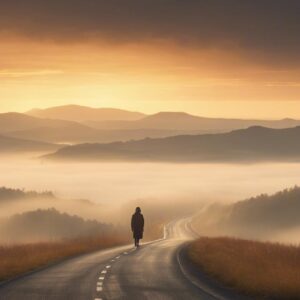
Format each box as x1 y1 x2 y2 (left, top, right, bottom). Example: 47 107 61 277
2 156 300 243
2 158 300 206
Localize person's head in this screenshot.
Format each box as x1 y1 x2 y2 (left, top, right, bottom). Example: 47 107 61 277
135 207 141 214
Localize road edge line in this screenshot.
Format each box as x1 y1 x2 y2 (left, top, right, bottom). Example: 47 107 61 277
176 244 223 300
176 244 253 300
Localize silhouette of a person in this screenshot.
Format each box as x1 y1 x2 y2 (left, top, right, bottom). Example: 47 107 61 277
131 207 144 247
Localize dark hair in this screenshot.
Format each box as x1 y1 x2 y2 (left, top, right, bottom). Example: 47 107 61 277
135 207 141 213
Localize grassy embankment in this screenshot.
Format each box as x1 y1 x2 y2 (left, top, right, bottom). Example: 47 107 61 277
188 237 300 299
0 235 128 282
0 222 166 282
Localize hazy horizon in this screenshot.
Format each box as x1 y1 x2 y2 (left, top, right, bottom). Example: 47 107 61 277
2 155 300 243
22 105 300 121
2 104 300 121
2 156 300 211
1 2 300 119
1 0 300 245
1 3 300 298
1 103 300 245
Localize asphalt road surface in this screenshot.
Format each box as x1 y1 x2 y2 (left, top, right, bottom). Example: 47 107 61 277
0 218 249 300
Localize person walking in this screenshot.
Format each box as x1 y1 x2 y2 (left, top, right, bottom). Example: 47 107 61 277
131 207 144 247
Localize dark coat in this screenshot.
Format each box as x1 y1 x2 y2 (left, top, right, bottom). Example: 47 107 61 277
131 212 144 239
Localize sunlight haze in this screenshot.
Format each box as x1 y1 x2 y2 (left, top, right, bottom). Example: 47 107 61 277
1 2 300 298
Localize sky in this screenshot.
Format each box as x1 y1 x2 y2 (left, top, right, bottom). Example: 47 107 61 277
1 0 300 119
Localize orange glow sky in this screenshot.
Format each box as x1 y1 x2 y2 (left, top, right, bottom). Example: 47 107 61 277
1 1 300 119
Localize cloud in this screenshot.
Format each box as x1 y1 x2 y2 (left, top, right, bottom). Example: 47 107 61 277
0 70 64 78
0 0 300 65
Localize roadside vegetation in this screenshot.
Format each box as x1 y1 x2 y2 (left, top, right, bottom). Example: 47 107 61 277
0 186 171 282
188 237 300 299
0 235 128 281
192 186 300 244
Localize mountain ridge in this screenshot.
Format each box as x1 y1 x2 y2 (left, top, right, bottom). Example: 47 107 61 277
84 111 300 131
27 105 146 122
2 108 300 145
44 125 300 162
0 112 91 132
0 134 61 153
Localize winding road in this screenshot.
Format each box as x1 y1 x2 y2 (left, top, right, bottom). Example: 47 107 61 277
0 218 248 300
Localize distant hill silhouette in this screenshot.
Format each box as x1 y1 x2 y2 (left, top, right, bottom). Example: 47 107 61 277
0 186 105 222
0 112 120 144
84 111 300 131
0 187 54 203
2 111 206 144
8 127 205 144
195 186 300 242
0 112 104 144
27 105 146 122
0 208 113 243
227 186 300 233
0 134 60 153
0 112 85 133
0 109 300 144
44 126 300 162
8 125 101 144
2 109 300 144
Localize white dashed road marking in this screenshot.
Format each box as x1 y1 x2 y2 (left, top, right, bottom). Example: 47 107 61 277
94 251 133 300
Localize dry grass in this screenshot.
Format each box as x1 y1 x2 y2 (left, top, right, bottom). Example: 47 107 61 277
0 235 128 281
188 237 300 299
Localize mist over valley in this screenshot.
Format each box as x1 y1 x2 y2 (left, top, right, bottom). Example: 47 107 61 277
1 105 300 246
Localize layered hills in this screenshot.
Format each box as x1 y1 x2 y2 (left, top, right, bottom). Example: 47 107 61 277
44 126 300 162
